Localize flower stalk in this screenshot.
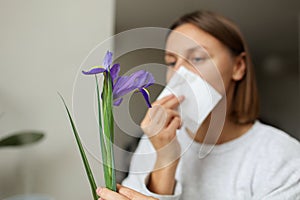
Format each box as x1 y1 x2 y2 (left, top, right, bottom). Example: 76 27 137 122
61 51 154 199
100 71 116 191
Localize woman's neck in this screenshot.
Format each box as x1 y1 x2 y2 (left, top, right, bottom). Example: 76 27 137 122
186 116 254 145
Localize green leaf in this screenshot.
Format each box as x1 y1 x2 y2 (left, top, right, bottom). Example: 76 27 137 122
58 93 98 200
0 131 44 148
95 75 107 158
101 72 116 191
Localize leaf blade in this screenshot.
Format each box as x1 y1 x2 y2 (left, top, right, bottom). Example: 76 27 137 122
58 93 98 200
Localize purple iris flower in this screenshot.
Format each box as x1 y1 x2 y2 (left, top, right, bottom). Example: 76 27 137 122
82 51 120 83
113 70 154 107
82 51 155 107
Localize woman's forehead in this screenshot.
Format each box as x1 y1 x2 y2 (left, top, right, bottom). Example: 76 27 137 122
167 26 213 48
165 39 210 58
165 24 226 56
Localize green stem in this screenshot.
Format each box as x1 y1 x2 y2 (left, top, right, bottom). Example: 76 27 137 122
95 75 112 189
102 72 116 191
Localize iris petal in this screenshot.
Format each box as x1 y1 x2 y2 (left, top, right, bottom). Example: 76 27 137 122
112 70 155 101
82 67 106 75
113 98 123 106
130 70 155 88
103 51 113 69
134 71 148 88
113 75 137 99
144 73 155 88
139 88 152 108
110 64 120 83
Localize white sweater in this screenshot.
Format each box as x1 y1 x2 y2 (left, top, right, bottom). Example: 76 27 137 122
122 121 300 200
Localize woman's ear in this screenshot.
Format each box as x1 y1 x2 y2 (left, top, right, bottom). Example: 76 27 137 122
232 52 246 81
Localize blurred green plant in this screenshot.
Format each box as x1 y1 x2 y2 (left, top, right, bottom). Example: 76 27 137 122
0 131 44 148
0 112 44 148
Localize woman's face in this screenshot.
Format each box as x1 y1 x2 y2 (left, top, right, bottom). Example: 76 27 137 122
165 23 245 94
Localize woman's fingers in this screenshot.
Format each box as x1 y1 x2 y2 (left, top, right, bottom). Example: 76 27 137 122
96 185 158 200
148 105 164 124
117 184 158 200
167 116 182 132
142 108 180 137
151 107 180 128
159 109 180 128
97 187 128 200
142 94 184 126
144 100 182 127
162 95 184 109
153 95 184 109
152 94 175 106
140 94 184 155
141 105 161 127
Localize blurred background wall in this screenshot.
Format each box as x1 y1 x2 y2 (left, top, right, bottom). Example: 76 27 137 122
0 0 115 199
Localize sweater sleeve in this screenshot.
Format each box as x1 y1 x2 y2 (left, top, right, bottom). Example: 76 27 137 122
252 129 300 200
253 158 300 200
122 135 183 200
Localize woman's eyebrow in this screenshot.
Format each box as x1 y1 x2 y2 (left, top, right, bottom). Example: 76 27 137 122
186 45 208 54
165 45 209 58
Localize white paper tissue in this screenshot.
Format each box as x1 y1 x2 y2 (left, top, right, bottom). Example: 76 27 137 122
157 66 222 133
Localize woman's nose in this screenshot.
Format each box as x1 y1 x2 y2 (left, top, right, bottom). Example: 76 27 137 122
173 63 181 71
173 58 190 71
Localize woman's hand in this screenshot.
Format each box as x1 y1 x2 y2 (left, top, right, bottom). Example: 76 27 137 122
96 184 158 200
140 94 184 195
141 94 184 166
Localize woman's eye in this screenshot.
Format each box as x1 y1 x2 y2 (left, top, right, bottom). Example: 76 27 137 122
166 61 176 67
192 57 204 63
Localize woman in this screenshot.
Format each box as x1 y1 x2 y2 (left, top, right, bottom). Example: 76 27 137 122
97 10 300 200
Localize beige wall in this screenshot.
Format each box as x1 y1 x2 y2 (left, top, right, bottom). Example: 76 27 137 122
0 0 115 199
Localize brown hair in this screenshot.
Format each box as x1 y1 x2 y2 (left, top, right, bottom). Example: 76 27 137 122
170 10 259 124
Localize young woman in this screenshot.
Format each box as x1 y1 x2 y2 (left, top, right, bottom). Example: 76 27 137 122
97 10 300 200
